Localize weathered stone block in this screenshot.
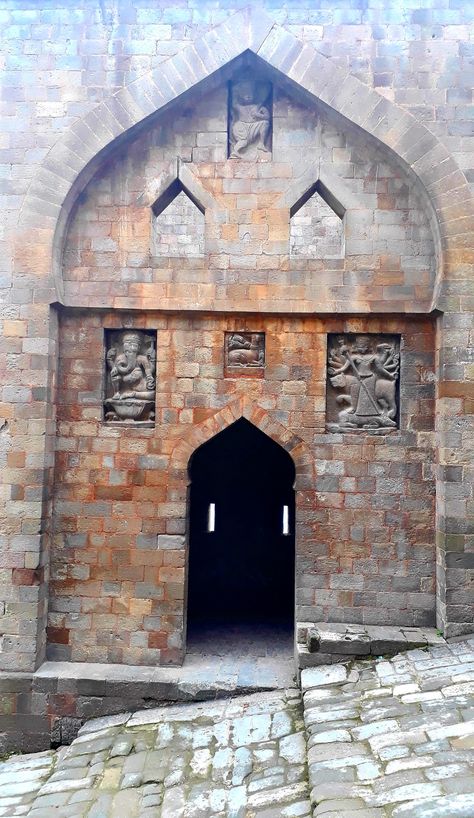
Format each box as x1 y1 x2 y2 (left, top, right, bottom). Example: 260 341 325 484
307 626 371 656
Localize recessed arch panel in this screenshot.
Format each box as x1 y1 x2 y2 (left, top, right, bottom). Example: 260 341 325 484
14 7 473 309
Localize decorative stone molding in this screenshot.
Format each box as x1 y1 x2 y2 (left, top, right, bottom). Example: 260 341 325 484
138 158 216 213
289 181 345 261
170 395 314 492
280 163 361 215
17 6 472 308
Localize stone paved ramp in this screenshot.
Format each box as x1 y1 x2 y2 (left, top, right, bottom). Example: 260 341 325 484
1 638 473 818
303 637 474 817
0 752 56 817
1 689 310 818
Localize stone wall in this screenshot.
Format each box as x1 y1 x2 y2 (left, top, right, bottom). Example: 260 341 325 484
62 81 436 313
49 310 436 665
0 0 473 675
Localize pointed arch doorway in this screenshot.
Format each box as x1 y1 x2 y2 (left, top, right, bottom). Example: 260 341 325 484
186 418 295 646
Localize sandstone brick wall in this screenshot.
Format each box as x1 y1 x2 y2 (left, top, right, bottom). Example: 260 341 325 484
49 311 436 665
0 0 472 672
62 82 436 313
290 192 345 260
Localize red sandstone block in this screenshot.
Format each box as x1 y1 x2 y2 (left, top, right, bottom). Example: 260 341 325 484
11 568 41 586
49 694 77 717
163 552 185 568
47 627 70 645
95 486 133 501
81 598 112 614
163 583 185 602
148 632 168 649
161 648 182 665
131 551 163 567
117 566 144 581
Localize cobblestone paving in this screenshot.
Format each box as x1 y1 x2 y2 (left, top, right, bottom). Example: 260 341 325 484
1 639 473 818
1 690 309 818
302 637 474 817
0 751 56 817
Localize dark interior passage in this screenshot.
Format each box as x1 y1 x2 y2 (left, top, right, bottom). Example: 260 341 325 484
187 418 295 635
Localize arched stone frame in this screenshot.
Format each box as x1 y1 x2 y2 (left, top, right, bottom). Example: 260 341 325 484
168 395 315 661
16 7 473 303
7 6 473 672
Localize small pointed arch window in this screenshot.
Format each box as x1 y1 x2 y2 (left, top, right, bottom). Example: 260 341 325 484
151 179 205 258
290 180 345 260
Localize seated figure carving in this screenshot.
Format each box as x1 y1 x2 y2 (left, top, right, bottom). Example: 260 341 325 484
105 332 156 422
229 80 271 159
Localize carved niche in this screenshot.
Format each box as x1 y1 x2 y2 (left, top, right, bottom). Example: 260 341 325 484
225 332 265 376
104 330 156 423
228 79 272 160
326 334 400 432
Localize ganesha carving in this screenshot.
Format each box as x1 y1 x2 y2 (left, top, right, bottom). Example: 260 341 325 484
104 331 156 423
326 334 400 432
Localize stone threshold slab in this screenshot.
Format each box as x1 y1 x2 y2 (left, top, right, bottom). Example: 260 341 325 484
296 623 446 669
33 656 294 695
0 653 295 752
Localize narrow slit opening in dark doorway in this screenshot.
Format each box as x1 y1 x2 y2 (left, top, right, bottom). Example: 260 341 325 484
186 418 295 655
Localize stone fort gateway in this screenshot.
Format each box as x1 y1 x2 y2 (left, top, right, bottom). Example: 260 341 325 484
0 0 473 749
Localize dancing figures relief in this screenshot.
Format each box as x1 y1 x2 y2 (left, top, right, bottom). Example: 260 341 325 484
327 334 400 432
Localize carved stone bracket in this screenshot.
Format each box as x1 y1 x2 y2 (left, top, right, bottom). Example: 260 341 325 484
326 334 400 433
104 330 156 424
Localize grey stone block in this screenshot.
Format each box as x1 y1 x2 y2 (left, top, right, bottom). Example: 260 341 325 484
157 534 185 550
369 627 409 655
446 552 474 569
307 627 371 656
0 673 32 693
76 678 106 697
0 714 50 733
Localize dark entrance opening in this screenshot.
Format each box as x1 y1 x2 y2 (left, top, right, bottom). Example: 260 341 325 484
186 418 295 644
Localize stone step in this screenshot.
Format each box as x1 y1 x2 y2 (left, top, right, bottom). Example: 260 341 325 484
296 623 445 667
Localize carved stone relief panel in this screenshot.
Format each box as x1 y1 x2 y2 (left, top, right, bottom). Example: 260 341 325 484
104 330 156 423
225 332 265 376
228 79 272 160
326 334 400 432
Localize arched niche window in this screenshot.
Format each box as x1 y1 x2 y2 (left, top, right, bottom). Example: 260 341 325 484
151 179 205 258
290 180 345 260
